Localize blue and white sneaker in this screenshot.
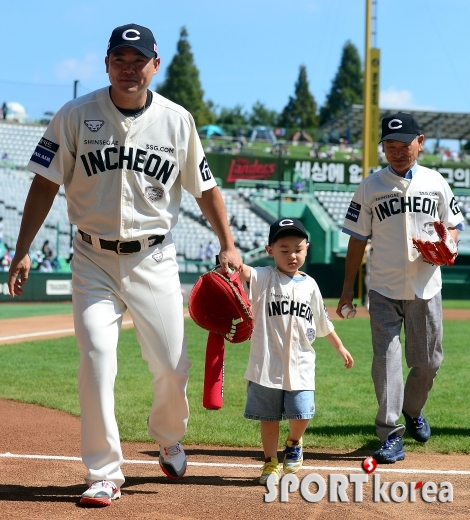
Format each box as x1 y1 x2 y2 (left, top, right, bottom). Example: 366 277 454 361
283 437 303 473
373 434 405 464
159 442 187 479
403 410 431 443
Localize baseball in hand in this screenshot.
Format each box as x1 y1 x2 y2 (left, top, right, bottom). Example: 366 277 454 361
341 304 357 319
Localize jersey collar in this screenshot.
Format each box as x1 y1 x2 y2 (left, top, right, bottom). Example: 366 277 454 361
388 161 418 180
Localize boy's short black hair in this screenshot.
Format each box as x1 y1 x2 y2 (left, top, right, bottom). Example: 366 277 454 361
268 218 308 245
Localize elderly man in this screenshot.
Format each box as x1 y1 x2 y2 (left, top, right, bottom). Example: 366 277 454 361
337 112 464 463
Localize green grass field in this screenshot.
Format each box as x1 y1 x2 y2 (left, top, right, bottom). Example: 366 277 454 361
1 299 469 320
0 316 469 454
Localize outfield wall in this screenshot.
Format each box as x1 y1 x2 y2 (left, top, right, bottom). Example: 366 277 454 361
207 152 470 190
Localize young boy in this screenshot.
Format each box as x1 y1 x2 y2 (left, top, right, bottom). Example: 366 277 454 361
239 218 354 485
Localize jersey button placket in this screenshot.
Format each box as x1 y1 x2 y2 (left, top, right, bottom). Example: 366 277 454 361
403 183 413 297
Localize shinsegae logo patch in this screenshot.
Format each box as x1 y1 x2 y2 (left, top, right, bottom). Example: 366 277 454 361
84 120 105 132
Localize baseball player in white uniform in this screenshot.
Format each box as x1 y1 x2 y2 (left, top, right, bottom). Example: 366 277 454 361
337 113 464 463
8 23 242 506
240 218 353 485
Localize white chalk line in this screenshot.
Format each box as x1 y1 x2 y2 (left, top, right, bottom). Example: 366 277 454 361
0 320 134 342
1 452 469 475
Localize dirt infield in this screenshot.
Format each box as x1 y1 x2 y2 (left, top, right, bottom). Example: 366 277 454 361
1 399 469 519
0 308 469 518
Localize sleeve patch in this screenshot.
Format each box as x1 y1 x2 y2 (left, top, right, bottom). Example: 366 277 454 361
450 197 461 216
345 201 361 222
38 137 59 153
30 146 55 168
199 156 212 181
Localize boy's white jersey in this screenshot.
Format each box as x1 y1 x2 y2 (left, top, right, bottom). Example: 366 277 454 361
342 165 464 299
27 87 216 241
244 266 334 391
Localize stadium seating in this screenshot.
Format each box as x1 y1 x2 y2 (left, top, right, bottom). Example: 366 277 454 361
0 167 73 262
0 122 46 168
314 190 353 226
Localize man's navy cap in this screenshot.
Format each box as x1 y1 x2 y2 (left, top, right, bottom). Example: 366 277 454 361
107 23 158 58
379 112 421 143
268 218 308 245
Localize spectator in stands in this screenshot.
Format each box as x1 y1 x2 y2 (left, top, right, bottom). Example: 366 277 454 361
240 222 248 232
41 240 52 257
205 241 215 264
2 102 7 120
1 152 8 160
0 217 4 244
230 215 238 228
28 248 41 270
1 246 14 271
198 244 206 262
293 181 305 195
39 253 53 272
1 256 9 271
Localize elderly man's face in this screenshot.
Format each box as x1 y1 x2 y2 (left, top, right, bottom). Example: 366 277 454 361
382 135 425 175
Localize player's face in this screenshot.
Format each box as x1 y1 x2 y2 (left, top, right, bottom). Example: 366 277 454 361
382 135 424 175
105 47 160 106
266 236 309 276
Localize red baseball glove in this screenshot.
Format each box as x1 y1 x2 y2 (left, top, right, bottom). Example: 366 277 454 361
188 269 254 343
412 221 458 267
188 269 254 410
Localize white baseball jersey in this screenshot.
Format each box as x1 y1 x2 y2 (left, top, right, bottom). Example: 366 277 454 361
244 266 334 391
27 87 216 240
343 164 464 299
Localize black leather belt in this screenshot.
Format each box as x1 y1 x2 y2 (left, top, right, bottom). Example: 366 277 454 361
79 230 164 254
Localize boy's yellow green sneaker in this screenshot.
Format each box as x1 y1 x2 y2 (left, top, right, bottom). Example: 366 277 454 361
283 438 303 473
259 457 281 485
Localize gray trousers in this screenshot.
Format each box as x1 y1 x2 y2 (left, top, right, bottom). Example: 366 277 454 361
369 290 443 441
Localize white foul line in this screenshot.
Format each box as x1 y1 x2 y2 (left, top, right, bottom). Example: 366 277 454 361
0 320 134 342
0 452 469 475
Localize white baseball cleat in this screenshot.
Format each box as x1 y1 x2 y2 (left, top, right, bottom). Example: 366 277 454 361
80 480 121 507
159 442 187 478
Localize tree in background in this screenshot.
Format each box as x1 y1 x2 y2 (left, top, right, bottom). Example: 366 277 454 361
156 27 215 126
249 101 279 127
215 104 249 127
278 65 318 130
319 41 363 125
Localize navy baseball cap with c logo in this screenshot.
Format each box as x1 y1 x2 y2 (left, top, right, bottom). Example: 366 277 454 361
379 112 421 143
107 23 158 58
268 218 308 245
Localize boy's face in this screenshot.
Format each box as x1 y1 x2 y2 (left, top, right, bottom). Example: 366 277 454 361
266 235 309 276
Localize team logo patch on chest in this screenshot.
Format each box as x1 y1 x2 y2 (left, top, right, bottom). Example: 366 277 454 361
306 328 316 342
145 186 164 203
84 120 105 132
152 251 163 263
422 221 436 236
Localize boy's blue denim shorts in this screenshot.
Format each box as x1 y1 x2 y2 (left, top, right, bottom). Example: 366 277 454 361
244 381 315 421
